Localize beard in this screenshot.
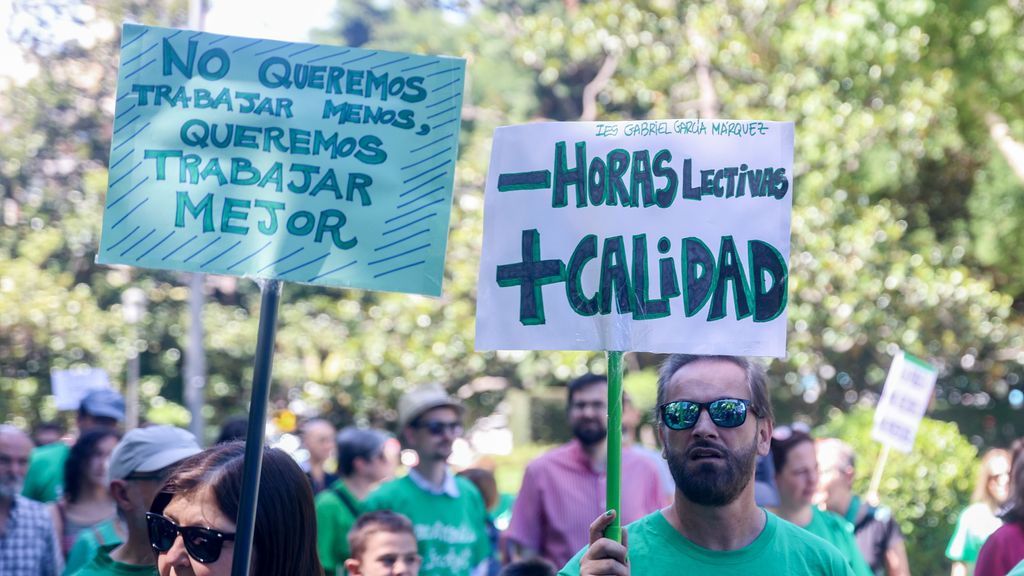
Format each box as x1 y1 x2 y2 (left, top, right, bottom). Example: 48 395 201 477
0 477 22 500
668 435 758 506
572 420 607 447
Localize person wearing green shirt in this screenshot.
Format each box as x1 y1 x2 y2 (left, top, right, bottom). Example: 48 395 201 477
364 385 491 576
316 427 395 575
562 355 853 576
63 518 123 575
771 428 873 576
68 425 201 576
23 389 125 503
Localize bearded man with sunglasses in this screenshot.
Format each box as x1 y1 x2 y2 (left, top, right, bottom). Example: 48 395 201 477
506 374 663 570
71 426 200 576
364 385 491 576
560 354 854 576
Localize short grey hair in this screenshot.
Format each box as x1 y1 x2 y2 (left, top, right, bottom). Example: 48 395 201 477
656 354 774 425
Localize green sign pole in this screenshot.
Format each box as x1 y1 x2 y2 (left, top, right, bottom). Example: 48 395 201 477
605 350 624 542
231 279 282 576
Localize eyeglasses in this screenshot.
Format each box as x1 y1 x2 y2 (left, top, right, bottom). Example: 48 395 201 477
659 398 754 430
415 420 463 436
146 512 235 564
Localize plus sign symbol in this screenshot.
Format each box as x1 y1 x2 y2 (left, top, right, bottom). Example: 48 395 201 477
496 229 566 325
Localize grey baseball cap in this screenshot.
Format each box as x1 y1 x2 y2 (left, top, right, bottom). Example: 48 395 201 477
108 425 202 482
80 388 126 421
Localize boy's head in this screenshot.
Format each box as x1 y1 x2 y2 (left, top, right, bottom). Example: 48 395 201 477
345 511 421 576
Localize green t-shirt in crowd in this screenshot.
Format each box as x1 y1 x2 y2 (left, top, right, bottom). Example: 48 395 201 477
64 519 122 576
804 506 874 576
315 480 364 575
23 442 69 503
67 543 156 576
364 475 491 576
946 502 1003 566
559 510 854 576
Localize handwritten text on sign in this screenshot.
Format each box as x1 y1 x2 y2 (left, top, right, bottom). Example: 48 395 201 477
871 351 938 453
475 120 794 356
98 24 465 296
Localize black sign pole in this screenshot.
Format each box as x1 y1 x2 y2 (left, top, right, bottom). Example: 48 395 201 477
231 278 282 576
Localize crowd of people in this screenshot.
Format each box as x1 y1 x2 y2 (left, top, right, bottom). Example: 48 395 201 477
1 354 1023 576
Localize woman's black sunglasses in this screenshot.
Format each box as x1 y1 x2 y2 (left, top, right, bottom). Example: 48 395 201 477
659 398 754 430
146 512 236 564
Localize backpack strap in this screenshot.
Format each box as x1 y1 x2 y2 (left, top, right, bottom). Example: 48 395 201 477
331 485 360 517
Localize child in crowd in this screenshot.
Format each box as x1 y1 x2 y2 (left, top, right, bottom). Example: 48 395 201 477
345 511 422 576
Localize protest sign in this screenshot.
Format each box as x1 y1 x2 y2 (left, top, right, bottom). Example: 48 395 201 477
476 119 794 357
98 23 465 296
871 350 938 453
51 368 112 410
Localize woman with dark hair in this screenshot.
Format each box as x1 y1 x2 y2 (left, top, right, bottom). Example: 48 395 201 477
148 441 323 576
770 428 872 576
54 428 120 556
975 439 1024 576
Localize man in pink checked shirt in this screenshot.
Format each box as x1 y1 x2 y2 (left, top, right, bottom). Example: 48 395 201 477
505 373 663 569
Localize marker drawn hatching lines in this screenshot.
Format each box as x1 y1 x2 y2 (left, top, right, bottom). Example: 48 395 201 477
188 31 203 41
402 160 450 185
256 42 293 56
374 260 426 279
138 231 175 260
289 45 317 58
382 213 436 236
427 67 460 78
116 92 131 103
112 122 152 151
121 44 157 69
105 226 140 252
371 55 409 70
341 51 378 66
115 104 137 120
401 60 437 73
374 228 429 252
397 186 443 210
113 116 141 135
279 253 329 276
410 135 448 154
209 36 229 45
227 241 272 270
431 118 457 131
308 49 351 64
308 260 357 282
166 31 182 40
108 162 143 188
431 78 461 92
368 243 430 266
426 92 461 109
111 197 149 229
401 147 451 171
183 236 222 263
400 172 446 198
200 240 242 268
124 59 156 80
120 229 156 257
109 149 134 172
386 198 446 224
258 247 304 273
427 106 456 120
107 177 149 209
231 39 262 54
122 29 148 50
162 235 198 261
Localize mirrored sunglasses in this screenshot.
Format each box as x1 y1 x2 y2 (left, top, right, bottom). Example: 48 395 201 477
660 398 753 430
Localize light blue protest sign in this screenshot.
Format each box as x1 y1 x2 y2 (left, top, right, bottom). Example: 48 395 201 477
98 23 465 296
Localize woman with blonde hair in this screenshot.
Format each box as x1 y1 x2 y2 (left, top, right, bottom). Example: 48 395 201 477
946 448 1012 576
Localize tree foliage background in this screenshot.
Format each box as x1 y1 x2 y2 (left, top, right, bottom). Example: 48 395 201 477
2 0 1022 444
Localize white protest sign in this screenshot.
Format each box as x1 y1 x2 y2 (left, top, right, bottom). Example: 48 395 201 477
51 368 112 410
475 119 794 356
871 351 938 453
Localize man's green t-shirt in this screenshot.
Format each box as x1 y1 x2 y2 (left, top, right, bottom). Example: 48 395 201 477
364 475 491 576
559 510 854 576
946 502 1003 564
63 519 122 576
804 507 873 576
67 543 156 576
23 442 69 503
315 480 363 575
